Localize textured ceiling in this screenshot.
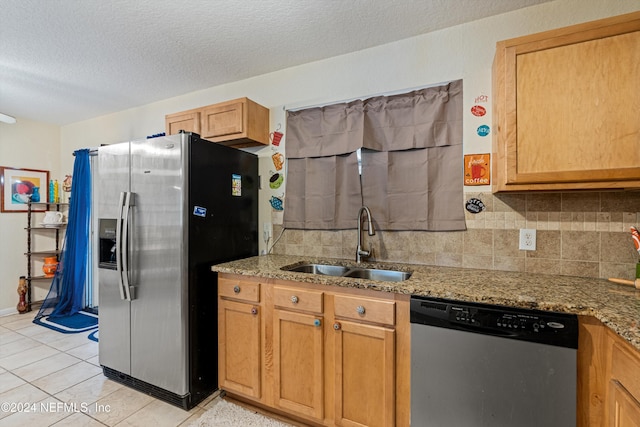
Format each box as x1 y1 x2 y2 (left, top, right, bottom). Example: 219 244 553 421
0 0 552 125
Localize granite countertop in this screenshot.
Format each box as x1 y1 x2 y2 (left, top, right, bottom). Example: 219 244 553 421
212 254 640 351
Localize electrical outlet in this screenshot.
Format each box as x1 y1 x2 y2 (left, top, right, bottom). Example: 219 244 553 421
519 228 536 251
263 222 272 239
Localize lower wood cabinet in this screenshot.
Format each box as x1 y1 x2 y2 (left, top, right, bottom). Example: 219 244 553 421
273 286 325 420
609 380 640 427
333 294 396 427
334 319 395 427
218 280 640 426
218 274 410 427
609 342 640 427
578 316 640 426
218 277 262 399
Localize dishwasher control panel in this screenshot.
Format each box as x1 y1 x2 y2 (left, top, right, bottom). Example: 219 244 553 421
410 295 579 349
451 306 557 332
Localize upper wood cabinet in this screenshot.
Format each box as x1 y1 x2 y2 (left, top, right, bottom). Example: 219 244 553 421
165 97 269 148
492 11 640 192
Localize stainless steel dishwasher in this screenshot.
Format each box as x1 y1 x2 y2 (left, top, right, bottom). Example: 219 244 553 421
410 295 578 427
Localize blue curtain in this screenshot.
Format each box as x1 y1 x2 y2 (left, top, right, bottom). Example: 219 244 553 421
35 149 91 319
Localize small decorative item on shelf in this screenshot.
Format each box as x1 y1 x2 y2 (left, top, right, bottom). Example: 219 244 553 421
17 276 28 313
42 210 64 226
63 174 72 202
42 256 59 278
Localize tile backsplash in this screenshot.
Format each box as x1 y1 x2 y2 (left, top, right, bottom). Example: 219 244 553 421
272 191 640 280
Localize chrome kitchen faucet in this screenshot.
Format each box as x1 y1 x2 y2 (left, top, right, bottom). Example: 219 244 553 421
356 206 375 263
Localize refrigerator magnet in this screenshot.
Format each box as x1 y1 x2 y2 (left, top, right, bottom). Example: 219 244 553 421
232 174 242 196
193 206 206 217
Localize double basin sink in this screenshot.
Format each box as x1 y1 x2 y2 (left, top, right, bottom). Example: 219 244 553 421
282 262 412 282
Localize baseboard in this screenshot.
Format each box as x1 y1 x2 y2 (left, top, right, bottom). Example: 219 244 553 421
0 307 18 317
0 299 46 317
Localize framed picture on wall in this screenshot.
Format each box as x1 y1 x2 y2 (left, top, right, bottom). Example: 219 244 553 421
0 166 50 212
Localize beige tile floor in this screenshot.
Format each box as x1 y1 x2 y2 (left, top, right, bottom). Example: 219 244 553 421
0 312 217 427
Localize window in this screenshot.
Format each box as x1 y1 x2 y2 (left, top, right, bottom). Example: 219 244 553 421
284 80 465 231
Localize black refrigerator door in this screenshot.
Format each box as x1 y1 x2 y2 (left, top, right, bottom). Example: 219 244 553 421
186 134 259 406
188 137 258 264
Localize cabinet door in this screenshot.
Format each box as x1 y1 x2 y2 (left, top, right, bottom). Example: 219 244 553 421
273 309 324 420
218 299 261 399
493 12 640 191
610 380 640 427
201 101 244 139
610 341 640 427
165 111 200 136
333 320 395 427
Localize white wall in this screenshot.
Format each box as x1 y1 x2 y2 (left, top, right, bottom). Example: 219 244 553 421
0 119 61 315
1 0 638 313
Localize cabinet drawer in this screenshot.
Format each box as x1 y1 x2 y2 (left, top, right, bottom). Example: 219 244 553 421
273 286 323 314
611 342 640 400
334 294 395 326
219 279 260 303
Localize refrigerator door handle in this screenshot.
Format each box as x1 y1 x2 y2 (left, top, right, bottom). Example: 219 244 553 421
115 191 127 300
122 191 135 301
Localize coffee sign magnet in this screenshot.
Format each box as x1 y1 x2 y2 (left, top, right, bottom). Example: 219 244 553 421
474 94 489 104
269 172 284 189
476 125 490 137
471 105 486 117
272 152 284 171
465 198 486 214
464 154 490 186
271 131 283 146
270 196 284 211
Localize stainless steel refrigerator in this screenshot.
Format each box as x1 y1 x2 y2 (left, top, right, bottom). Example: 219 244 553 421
95 132 257 409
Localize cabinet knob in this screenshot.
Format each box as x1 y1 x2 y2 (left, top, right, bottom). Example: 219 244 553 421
333 322 341 331
251 307 258 315
314 319 321 327
233 285 240 294
356 305 366 315
290 295 299 304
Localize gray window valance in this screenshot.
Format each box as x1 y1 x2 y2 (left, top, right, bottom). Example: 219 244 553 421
286 101 364 158
284 80 465 231
363 82 462 151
